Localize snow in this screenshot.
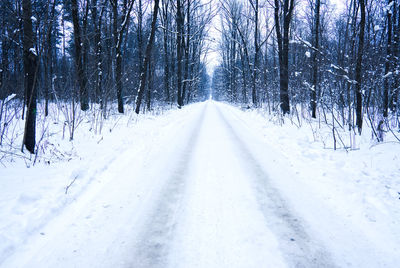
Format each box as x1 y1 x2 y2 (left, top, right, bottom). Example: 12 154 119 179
2 94 16 104
1 101 400 267
330 63 341 71
383 71 393 78
305 51 311 58
385 1 395 13
297 38 312 48
225 103 400 267
29 48 37 56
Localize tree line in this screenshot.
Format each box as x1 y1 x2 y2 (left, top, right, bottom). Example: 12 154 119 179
213 0 400 142
0 0 212 154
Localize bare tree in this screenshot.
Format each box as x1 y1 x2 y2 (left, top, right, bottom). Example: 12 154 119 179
384 0 393 117
355 0 365 133
392 1 400 113
71 0 89 111
135 0 160 114
274 0 295 114
22 0 38 153
91 0 106 106
249 0 259 105
161 0 171 102
176 0 184 107
311 0 320 118
110 0 135 113
182 0 191 104
43 0 57 117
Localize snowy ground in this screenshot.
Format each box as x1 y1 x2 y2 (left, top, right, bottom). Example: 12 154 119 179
1 100 400 267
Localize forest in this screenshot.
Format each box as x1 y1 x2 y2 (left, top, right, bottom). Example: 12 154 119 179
1 1 400 266
0 0 212 156
1 0 400 157
213 0 400 147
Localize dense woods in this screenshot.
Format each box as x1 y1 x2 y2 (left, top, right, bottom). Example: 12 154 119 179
0 0 211 153
1 0 400 154
213 0 400 144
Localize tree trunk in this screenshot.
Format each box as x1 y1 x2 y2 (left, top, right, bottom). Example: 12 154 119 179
355 0 366 133
311 0 320 118
22 0 38 154
384 0 393 117
135 0 160 114
251 0 259 106
274 0 294 114
111 0 134 114
44 0 57 117
231 27 237 102
82 0 89 105
71 0 89 111
176 0 184 107
182 0 191 104
392 2 400 112
240 49 247 103
112 0 122 113
91 0 105 106
162 0 170 102
146 58 153 111
137 0 143 68
116 45 124 113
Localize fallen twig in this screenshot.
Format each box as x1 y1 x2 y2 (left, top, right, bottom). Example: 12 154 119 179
65 175 78 194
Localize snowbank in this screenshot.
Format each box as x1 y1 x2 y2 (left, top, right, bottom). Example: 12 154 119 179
0 102 183 265
221 102 400 266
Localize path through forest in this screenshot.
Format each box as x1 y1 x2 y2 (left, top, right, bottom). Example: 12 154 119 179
2 101 399 268
129 102 333 267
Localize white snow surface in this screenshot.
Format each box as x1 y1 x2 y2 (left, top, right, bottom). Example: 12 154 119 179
1 101 400 267
2 94 16 104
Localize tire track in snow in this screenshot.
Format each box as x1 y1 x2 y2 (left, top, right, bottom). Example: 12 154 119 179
129 104 208 268
214 104 336 268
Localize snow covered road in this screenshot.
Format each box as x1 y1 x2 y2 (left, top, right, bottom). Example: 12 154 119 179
131 102 333 268
2 101 400 267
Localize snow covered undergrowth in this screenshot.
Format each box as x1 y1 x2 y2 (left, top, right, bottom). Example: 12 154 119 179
0 102 188 266
220 102 400 266
0 100 399 267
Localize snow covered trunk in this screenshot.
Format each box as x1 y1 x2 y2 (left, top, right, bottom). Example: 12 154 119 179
90 0 104 107
22 0 38 154
392 2 400 114
383 0 393 118
311 0 320 119
111 0 123 114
